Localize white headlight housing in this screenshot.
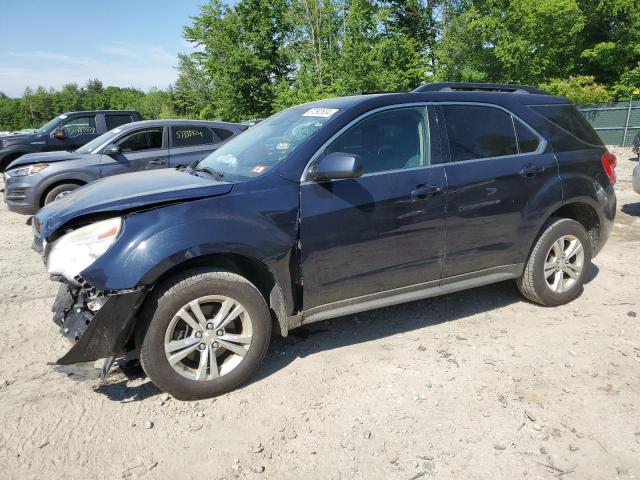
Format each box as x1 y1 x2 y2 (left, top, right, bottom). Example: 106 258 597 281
46 217 122 281
5 163 49 177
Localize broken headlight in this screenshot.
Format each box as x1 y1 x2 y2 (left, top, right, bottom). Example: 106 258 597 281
47 217 122 281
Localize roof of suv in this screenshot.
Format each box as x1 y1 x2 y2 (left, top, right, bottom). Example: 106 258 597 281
116 119 243 129
63 110 140 115
296 84 571 111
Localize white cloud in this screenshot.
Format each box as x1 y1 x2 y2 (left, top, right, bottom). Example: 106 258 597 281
1 41 181 97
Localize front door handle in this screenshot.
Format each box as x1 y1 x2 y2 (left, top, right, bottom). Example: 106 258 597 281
520 163 545 178
411 184 442 200
148 159 165 165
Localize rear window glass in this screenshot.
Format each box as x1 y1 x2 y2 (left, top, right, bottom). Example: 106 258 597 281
531 105 602 146
105 114 133 130
213 128 234 141
172 126 214 147
442 105 518 162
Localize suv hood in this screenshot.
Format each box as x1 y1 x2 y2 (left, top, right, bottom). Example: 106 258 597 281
34 168 233 239
8 151 89 169
1 133 39 148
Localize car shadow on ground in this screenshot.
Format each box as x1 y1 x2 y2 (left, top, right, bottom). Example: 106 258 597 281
622 202 640 217
90 264 600 401
251 263 600 385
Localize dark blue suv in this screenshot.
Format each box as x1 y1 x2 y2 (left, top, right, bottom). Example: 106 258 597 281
32 83 617 399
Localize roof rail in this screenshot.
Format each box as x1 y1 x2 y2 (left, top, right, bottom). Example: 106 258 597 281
413 82 547 95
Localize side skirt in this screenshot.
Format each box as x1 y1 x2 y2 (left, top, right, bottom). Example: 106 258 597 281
300 264 524 327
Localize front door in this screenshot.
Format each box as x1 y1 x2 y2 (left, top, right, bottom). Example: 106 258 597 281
437 104 561 277
100 127 168 177
300 106 447 310
48 115 99 151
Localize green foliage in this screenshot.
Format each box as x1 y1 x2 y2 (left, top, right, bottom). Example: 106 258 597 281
2 0 639 129
541 76 613 104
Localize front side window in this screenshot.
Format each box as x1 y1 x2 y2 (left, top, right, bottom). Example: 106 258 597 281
171 126 215 147
325 107 429 174
117 128 163 153
442 105 518 162
60 116 97 138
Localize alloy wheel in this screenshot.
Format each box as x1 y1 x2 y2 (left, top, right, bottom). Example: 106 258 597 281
164 295 253 381
543 234 585 293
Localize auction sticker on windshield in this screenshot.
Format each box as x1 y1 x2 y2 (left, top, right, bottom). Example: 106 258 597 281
302 108 338 117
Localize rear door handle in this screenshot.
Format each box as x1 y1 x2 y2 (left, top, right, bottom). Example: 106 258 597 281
411 184 442 200
148 159 166 165
520 163 545 177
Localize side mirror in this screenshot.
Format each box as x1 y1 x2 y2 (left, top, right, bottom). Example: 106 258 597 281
103 144 120 156
52 128 65 140
308 152 363 182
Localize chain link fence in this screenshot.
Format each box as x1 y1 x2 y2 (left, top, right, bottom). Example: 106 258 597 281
578 99 640 147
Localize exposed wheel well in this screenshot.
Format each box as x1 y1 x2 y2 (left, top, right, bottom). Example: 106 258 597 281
39 180 86 207
550 202 600 253
149 253 289 336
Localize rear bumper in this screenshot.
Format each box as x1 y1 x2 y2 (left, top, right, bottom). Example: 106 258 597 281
52 282 147 365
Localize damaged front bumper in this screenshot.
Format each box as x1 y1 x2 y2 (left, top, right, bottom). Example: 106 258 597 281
52 280 147 365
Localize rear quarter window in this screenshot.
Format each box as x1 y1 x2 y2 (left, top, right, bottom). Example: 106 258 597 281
105 114 133 130
531 105 603 147
213 128 234 141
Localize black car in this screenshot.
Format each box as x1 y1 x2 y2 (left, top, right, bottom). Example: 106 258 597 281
32 83 617 400
0 110 142 171
3 119 246 215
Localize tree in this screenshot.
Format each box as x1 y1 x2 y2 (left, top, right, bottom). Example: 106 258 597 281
541 76 613 104
184 0 292 121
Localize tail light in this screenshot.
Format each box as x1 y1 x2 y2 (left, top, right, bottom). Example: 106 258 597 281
601 151 617 186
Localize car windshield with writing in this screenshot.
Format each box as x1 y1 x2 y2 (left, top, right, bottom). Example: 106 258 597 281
196 107 339 180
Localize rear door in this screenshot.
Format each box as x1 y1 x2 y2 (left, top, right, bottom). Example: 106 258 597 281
300 105 448 310
437 103 560 278
168 125 220 167
99 127 168 177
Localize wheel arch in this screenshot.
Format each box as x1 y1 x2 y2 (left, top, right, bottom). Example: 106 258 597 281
146 253 290 337
537 199 602 256
39 178 87 207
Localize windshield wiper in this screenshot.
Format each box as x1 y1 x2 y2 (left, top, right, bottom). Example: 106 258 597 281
190 166 225 180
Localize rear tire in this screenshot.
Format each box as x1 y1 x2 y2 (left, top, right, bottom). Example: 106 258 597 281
43 183 80 205
517 218 592 306
136 269 271 400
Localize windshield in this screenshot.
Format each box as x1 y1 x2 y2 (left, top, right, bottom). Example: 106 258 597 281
197 106 340 180
75 128 123 154
36 115 67 134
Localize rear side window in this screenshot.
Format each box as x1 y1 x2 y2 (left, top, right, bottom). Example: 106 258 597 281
117 128 163 152
531 105 602 146
105 114 133 130
213 128 234 141
442 105 518 161
171 126 214 147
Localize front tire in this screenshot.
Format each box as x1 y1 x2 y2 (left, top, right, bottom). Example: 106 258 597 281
517 218 592 306
43 183 80 205
136 269 271 400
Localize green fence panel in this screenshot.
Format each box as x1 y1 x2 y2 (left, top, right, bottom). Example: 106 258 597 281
578 100 640 147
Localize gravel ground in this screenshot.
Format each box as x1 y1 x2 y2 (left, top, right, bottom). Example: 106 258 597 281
0 146 638 480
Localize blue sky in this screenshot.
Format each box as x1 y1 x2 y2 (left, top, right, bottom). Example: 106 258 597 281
0 0 211 97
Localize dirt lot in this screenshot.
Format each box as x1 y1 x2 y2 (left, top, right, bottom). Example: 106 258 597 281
0 146 638 480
